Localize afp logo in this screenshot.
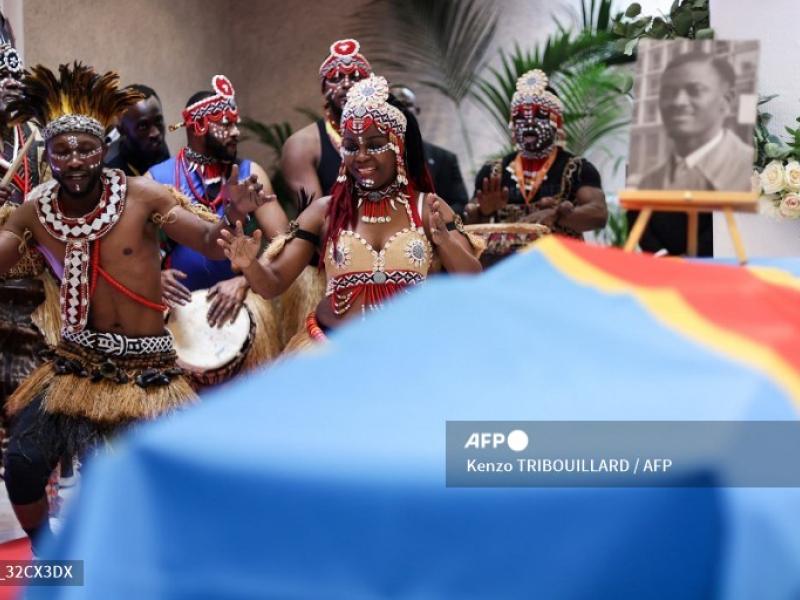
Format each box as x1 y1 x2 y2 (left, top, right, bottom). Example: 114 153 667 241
464 429 529 452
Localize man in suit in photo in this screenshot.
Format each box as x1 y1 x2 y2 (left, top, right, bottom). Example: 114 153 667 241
631 51 754 256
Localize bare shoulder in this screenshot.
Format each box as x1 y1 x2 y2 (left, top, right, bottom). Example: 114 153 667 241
302 194 331 220
125 174 174 210
248 161 271 182
282 122 321 157
127 174 170 197
293 193 329 232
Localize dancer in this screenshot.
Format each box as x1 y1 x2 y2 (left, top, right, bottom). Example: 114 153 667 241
220 75 482 350
0 63 267 552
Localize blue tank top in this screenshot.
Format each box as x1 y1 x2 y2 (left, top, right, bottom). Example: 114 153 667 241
148 156 252 291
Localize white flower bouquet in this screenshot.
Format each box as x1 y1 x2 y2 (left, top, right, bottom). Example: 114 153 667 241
756 160 800 219
754 96 800 219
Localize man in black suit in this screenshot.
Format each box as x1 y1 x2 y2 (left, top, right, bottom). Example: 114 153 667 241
389 84 469 215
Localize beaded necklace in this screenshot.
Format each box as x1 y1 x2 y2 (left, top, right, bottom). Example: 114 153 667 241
356 182 406 223
32 169 127 333
174 147 225 209
509 148 558 205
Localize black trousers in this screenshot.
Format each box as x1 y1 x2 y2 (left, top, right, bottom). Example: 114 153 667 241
4 396 118 505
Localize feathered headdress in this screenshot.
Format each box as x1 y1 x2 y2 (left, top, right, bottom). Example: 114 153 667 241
9 62 142 141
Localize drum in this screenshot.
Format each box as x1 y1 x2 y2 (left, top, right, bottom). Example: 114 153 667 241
464 222 551 268
166 289 255 388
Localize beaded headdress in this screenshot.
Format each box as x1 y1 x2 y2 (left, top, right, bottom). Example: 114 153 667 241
509 69 563 128
337 74 408 189
319 39 372 82
0 44 22 80
9 62 142 142
178 75 238 135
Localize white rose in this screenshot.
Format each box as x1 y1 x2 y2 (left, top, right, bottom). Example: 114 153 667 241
779 193 800 219
760 160 787 195
751 170 762 194
784 161 800 192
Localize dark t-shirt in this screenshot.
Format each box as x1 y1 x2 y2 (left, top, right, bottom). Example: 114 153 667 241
423 141 468 215
104 140 170 177
473 148 602 223
315 118 341 196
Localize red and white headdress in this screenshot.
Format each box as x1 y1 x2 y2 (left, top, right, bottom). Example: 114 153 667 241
341 74 406 137
509 69 563 128
180 75 238 135
319 39 372 82
337 75 408 188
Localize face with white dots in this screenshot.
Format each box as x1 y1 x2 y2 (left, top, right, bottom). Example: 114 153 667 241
205 117 240 163
47 131 105 197
511 106 557 156
341 124 396 189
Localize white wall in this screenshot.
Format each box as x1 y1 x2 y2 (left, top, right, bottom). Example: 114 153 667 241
711 0 800 257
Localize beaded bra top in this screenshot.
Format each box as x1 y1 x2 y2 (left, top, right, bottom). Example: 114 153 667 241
324 193 432 316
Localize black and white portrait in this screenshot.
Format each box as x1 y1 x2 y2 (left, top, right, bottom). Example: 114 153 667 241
627 39 759 192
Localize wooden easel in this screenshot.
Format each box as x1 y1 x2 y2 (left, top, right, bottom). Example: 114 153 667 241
619 190 759 265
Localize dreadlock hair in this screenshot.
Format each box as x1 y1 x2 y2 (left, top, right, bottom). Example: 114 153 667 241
320 96 434 269
9 62 143 137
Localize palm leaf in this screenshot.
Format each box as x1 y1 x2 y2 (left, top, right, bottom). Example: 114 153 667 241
551 62 632 155
353 0 498 166
240 117 294 158
474 28 616 143
353 0 498 105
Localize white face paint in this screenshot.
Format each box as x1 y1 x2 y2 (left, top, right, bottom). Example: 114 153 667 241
66 135 79 149
209 122 227 141
49 146 103 162
366 142 392 156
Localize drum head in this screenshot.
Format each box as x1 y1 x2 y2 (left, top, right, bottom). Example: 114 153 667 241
167 289 251 371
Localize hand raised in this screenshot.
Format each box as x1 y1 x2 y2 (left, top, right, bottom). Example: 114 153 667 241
475 173 509 216
428 196 450 247
224 164 276 215
217 220 262 271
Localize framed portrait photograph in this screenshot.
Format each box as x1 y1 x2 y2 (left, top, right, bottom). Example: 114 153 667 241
627 39 759 193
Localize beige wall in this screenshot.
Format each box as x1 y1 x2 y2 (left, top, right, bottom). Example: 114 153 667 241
225 0 374 170
18 0 638 192
22 0 234 155
19 0 376 171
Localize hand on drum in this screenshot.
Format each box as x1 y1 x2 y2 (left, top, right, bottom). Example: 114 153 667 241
516 196 560 228
476 174 509 216
225 164 277 215
161 269 192 307
556 200 575 217
206 276 248 328
218 220 262 271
